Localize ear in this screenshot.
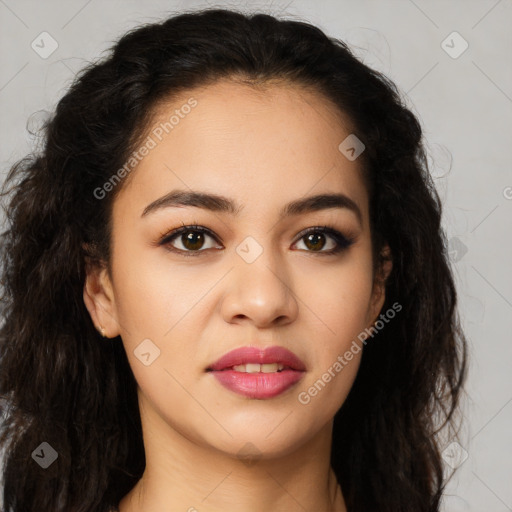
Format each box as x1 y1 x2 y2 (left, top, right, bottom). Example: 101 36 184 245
368 244 393 324
83 258 121 339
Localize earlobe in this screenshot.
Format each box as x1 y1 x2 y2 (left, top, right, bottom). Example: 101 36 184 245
83 264 120 339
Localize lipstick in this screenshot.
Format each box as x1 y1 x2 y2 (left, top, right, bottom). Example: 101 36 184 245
206 346 306 399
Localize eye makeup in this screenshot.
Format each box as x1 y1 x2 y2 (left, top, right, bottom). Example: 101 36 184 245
156 221 356 258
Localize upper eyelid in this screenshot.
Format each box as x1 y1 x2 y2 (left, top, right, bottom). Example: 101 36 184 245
160 224 353 248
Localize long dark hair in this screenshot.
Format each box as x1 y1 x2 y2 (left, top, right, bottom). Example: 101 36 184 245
0 7 467 511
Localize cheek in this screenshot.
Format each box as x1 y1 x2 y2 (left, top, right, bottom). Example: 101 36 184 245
110 240 187 338
111 247 212 393
300 249 375 346
294 256 373 416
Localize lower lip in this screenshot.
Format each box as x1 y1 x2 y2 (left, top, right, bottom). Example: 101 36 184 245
209 369 305 399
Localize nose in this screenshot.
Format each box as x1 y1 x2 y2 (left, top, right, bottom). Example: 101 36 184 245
220 245 299 328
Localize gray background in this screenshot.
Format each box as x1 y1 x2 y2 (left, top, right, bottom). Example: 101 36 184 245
1 1 511 510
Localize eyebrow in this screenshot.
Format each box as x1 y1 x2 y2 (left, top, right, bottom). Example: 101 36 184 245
141 189 363 225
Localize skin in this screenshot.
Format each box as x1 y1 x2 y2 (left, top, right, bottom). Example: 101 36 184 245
84 79 392 512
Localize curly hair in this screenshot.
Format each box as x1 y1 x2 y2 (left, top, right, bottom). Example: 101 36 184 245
0 7 467 512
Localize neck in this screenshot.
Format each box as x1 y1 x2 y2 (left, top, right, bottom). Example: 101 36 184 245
119 395 347 512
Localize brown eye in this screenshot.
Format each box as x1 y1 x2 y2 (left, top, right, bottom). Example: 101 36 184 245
293 226 354 255
302 232 329 251
159 224 354 258
159 225 221 257
179 230 206 251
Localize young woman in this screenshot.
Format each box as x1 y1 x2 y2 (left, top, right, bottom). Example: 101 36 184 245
0 8 467 512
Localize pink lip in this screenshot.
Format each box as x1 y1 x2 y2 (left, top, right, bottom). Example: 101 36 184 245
207 346 306 399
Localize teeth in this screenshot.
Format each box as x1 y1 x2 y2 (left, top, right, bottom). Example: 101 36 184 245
243 363 261 373
232 363 285 373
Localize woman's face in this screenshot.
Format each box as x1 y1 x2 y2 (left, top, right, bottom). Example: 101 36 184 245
85 79 388 460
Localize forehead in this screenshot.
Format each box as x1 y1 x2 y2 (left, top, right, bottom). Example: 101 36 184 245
116 79 368 224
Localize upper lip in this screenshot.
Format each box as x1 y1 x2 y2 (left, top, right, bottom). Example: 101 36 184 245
207 345 306 371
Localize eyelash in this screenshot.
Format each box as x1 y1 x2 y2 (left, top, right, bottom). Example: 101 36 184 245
157 221 355 258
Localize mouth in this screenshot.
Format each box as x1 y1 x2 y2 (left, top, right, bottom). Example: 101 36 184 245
206 345 306 399
210 363 290 373
206 345 306 372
